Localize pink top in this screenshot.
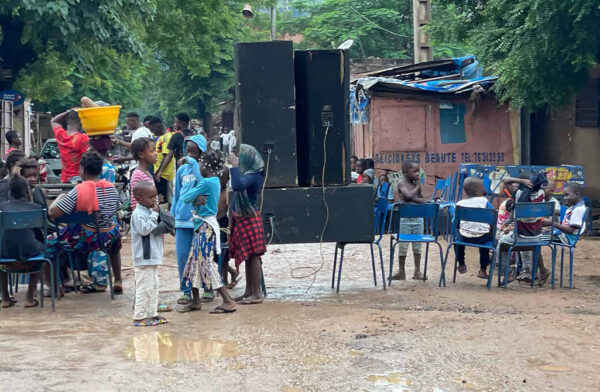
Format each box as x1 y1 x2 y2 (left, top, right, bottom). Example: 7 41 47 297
130 167 155 210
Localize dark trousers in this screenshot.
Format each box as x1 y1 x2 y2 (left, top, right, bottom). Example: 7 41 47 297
454 231 493 269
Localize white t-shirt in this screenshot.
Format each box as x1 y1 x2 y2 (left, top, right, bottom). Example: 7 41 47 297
221 133 231 146
131 126 153 142
455 196 492 237
229 134 237 153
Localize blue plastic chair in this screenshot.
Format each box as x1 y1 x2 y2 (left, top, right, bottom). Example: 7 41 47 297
442 206 497 285
55 211 114 299
488 202 556 289
332 184 388 293
430 179 449 202
0 208 55 311
388 203 445 286
551 207 589 290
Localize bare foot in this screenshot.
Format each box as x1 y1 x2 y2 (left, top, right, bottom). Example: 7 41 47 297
413 272 426 280
114 279 123 294
477 269 489 279
1 299 14 308
391 271 406 281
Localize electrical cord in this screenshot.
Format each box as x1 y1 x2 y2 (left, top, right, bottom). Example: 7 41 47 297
265 127 331 293
259 148 272 214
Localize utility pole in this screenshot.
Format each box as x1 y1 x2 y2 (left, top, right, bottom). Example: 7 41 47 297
270 6 277 40
413 0 433 63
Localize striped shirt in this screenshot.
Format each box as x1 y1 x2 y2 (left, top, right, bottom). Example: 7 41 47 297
56 185 120 229
130 167 156 210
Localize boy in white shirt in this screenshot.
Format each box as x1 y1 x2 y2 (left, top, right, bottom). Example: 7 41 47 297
454 176 494 279
131 181 167 327
545 183 586 245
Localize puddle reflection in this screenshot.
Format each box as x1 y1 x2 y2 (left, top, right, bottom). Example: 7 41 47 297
124 332 238 364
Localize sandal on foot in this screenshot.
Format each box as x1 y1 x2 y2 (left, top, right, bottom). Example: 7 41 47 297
176 303 202 313
157 303 172 312
133 318 160 327
238 298 264 305
1 301 15 308
477 270 489 279
226 275 242 290
177 294 192 305
81 284 106 294
209 306 237 314
24 299 39 308
458 264 467 274
154 316 169 324
234 294 250 302
201 292 215 303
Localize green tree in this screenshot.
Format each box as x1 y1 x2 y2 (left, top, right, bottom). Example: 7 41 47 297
281 0 414 60
0 0 155 111
430 0 600 109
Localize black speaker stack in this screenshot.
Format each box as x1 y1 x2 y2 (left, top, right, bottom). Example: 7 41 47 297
234 41 373 244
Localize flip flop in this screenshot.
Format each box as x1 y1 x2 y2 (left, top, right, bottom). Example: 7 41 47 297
209 306 237 314
157 304 172 312
177 294 192 305
234 294 250 302
24 299 39 308
238 298 264 305
201 292 215 303
154 316 169 324
226 275 242 290
81 284 106 294
176 303 202 313
1 301 15 308
133 318 160 327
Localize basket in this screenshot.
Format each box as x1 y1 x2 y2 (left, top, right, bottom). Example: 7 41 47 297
75 105 121 136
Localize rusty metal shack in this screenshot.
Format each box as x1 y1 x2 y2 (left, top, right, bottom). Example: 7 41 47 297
350 56 521 193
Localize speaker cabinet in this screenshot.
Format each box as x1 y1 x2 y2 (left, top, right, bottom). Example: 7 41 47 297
261 185 374 244
295 49 350 187
234 41 298 187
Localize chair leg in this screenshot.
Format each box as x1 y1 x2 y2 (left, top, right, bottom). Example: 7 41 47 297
569 248 574 290
551 246 556 289
40 267 44 309
369 243 377 287
531 246 540 288
452 246 458 284
48 261 55 312
336 244 345 293
389 242 396 287
503 248 513 288
8 274 14 296
332 243 339 289
487 250 496 290
377 243 386 290
423 243 430 282
442 244 453 287
436 242 445 287
560 247 565 288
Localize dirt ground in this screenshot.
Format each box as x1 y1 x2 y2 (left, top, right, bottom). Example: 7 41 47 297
1 234 599 392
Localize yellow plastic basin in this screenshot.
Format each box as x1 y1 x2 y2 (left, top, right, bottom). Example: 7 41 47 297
75 105 121 136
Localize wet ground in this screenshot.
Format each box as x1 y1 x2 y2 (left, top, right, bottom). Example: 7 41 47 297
1 235 599 391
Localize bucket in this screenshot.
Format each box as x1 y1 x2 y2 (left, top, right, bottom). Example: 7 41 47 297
75 105 121 136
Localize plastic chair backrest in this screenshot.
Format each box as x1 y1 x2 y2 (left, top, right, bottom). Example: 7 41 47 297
513 202 555 242
374 196 390 238
0 208 48 260
452 206 497 240
559 205 567 222
391 203 439 237
431 179 448 201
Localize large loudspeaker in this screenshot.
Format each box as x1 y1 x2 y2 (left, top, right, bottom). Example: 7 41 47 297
261 185 374 244
234 41 298 187
295 49 351 187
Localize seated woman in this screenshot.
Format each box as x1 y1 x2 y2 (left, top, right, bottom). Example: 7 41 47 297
0 175 45 308
47 152 121 294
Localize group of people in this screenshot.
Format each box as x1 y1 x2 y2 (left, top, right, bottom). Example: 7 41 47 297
386 160 586 285
0 109 268 328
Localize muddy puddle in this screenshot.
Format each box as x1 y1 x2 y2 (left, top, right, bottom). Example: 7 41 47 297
124 332 238 364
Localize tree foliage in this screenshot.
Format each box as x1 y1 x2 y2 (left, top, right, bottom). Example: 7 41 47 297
430 0 600 109
281 0 413 60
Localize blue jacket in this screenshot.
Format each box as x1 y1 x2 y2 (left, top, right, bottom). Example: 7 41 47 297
170 135 206 228
182 177 221 231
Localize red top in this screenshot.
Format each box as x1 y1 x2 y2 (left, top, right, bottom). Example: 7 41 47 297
53 126 89 183
4 147 17 159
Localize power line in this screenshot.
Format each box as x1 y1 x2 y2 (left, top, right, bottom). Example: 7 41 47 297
350 5 412 39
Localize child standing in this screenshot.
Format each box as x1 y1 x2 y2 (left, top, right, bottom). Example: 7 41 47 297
130 137 157 211
393 160 427 280
131 181 167 326
454 177 494 279
170 135 206 305
179 150 237 314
